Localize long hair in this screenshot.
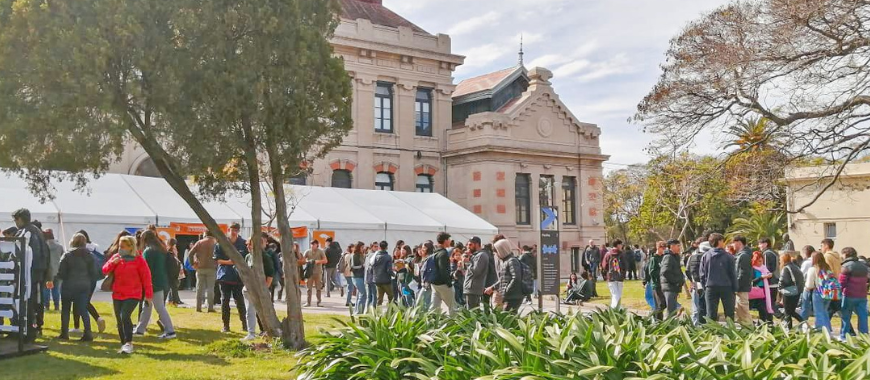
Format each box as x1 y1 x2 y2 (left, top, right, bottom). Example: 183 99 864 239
423 241 435 257
141 230 166 253
813 252 831 272
751 251 764 267
107 230 132 256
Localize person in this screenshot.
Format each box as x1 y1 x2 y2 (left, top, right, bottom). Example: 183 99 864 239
188 231 218 313
805 252 836 332
267 238 283 302
214 223 248 332
338 244 356 307
414 242 434 310
166 238 184 306
56 233 98 341
778 253 804 329
182 241 196 290
301 239 327 307
12 208 52 342
601 240 628 309
732 235 754 326
758 237 779 316
463 237 490 310
371 241 394 306
71 230 106 334
564 272 592 304
43 229 63 312
749 251 774 324
482 240 498 312
584 240 601 297
625 244 638 281
700 233 737 323
518 246 537 305
838 247 868 340
324 237 343 298
450 245 467 308
242 235 274 341
820 238 842 320
646 241 666 320
799 245 816 321
396 245 415 307
660 239 685 319
486 238 524 312
782 233 795 252
686 236 709 326
133 230 176 339
633 245 645 281
350 242 367 314
430 232 457 316
103 236 153 354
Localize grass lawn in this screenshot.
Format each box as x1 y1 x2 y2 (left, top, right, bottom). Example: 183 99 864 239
3 302 346 380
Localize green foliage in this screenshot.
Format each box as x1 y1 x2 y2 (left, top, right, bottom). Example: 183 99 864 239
727 206 786 248
296 305 870 380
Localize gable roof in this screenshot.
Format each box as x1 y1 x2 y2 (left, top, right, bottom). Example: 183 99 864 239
453 66 523 98
338 0 429 35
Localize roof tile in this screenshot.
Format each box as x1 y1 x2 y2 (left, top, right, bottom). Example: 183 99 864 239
338 0 429 35
453 66 521 98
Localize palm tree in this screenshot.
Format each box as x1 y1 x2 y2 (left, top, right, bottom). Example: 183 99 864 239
727 208 786 248
724 117 786 153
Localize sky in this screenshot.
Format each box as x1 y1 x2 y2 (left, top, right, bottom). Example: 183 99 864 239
384 0 728 170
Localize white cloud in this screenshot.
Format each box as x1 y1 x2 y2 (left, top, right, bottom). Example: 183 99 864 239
456 43 513 71
527 54 570 69
576 54 635 83
447 11 502 36
553 60 591 78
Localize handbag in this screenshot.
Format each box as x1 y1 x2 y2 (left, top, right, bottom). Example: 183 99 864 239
748 286 765 300
780 266 799 296
100 273 114 292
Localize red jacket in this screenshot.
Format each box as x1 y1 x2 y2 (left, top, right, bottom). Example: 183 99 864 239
102 254 154 301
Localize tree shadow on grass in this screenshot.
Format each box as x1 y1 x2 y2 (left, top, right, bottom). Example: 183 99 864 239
2 352 120 380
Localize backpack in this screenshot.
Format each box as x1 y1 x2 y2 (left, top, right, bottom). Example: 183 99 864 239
515 258 534 296
302 260 315 280
91 249 107 280
421 256 437 284
607 254 623 281
634 250 642 263
817 269 842 301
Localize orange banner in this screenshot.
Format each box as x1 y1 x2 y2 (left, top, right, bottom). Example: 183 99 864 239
312 230 334 247
156 227 176 244
261 226 308 239
169 222 228 236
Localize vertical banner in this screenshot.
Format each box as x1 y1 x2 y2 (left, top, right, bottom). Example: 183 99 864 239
540 206 560 295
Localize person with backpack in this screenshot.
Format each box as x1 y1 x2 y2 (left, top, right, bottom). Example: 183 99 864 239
660 239 685 319
519 246 537 305
805 251 840 332
214 223 248 332
371 241 395 306
430 232 457 316
602 240 628 309
463 237 490 310
485 238 526 313
133 230 176 339
12 208 52 342
350 242 367 314
338 243 355 307
56 233 99 341
685 237 709 326
838 247 868 340
584 240 601 297
633 245 645 281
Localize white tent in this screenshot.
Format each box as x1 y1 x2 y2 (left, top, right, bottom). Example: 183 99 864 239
290 186 386 244
332 188 444 244
222 183 318 230
121 175 242 225
0 175 61 239
389 191 499 241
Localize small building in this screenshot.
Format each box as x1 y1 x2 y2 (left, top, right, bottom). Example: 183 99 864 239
785 162 870 254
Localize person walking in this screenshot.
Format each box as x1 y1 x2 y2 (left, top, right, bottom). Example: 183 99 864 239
519 246 537 305
820 238 842 320
133 230 176 339
103 235 153 354
799 245 816 321
188 231 218 313
660 239 685 319
338 244 356 307
350 242 367 314
71 230 107 334
302 240 327 307
485 238 524 313
778 253 804 329
43 229 63 312
646 241 666 320
56 233 98 341
166 238 183 306
214 223 248 332
805 252 838 332
601 240 628 309
686 237 709 326
699 233 737 323
463 237 490 310
324 238 343 298
372 241 394 306
584 240 601 297
415 242 434 310
430 233 457 316
838 247 868 340
749 251 774 324
732 235 754 326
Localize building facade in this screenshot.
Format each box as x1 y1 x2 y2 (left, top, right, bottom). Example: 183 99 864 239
785 162 870 254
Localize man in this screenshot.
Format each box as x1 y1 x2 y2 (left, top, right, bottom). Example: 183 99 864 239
302 240 328 307
601 240 628 309
13 209 52 341
189 231 218 313
482 238 499 312
43 229 63 311
324 237 343 298
519 246 537 305
685 236 710 326
646 241 666 320
633 244 645 281
700 233 738 323
584 240 601 297
214 223 248 333
242 235 274 341
758 237 780 317
732 235 754 326
820 238 843 320
660 239 685 319
430 232 457 316
371 241 394 305
463 237 490 310
838 247 868 341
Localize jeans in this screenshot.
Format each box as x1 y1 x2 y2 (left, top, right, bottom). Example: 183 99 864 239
431 284 457 316
453 277 465 307
840 297 869 340
812 291 832 332
608 282 624 309
705 286 735 322
366 283 377 310
691 288 706 326
42 280 60 310
243 289 259 336
135 290 175 334
664 291 680 318
417 284 432 310
344 276 355 306
800 290 814 321
352 277 366 314
196 268 217 312
73 282 101 329
60 288 91 336
325 267 339 295
219 282 247 330
113 299 138 345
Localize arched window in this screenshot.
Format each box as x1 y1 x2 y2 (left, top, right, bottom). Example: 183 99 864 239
416 174 433 193
331 169 352 189
133 157 161 178
375 172 394 191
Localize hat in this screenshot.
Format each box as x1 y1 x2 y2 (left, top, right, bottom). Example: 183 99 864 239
230 222 241 230
666 239 681 246
469 236 481 245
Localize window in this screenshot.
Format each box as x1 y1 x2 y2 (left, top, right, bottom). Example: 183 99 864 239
416 174 433 193
288 172 307 186
562 176 576 225
331 170 352 189
415 89 432 136
375 172 394 191
374 82 393 133
824 223 837 240
539 175 555 227
515 174 531 225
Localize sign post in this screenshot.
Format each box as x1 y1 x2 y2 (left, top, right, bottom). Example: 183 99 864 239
539 206 560 313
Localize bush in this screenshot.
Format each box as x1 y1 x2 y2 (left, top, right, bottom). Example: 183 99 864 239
295 305 870 380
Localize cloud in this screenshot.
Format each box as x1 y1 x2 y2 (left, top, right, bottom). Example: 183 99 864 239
447 11 502 36
456 43 513 71
576 54 635 83
553 60 591 78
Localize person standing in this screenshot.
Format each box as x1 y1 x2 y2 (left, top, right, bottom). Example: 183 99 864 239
758 238 779 315
350 242 367 314
584 240 601 297
324 238 343 298
646 241 666 319
486 238 524 313
601 240 628 309
214 223 248 332
799 245 817 321
732 235 754 326
782 233 795 252
242 235 274 341
166 238 183 306
685 237 709 326
302 240 327 307
820 238 842 320
519 246 537 305
338 244 356 307
838 247 868 340
42 229 63 312
133 230 176 339
188 231 217 313
103 236 153 354
450 245 467 308
660 239 685 319
430 232 457 316
372 241 394 306
414 242 434 311
12 208 52 342
699 233 737 323
749 251 774 324
778 253 804 329
56 233 98 341
805 252 836 332
463 237 490 310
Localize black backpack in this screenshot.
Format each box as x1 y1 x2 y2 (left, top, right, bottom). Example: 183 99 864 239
514 258 534 296
302 259 315 280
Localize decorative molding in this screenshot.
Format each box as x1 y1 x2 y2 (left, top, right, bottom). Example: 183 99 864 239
537 117 554 138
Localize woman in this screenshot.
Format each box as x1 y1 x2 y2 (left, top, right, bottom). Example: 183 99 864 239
183 241 196 291
805 252 835 332
364 243 378 311
799 245 816 321
72 230 107 335
450 245 466 308
103 236 153 354
166 238 184 306
133 230 176 339
396 245 415 307
56 233 98 341
415 242 434 310
340 244 356 307
350 242 367 314
749 251 774 324
779 253 805 329
486 238 524 313
564 272 592 305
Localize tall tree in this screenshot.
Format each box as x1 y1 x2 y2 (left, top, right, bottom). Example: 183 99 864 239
604 165 647 244
634 0 870 212
0 0 351 349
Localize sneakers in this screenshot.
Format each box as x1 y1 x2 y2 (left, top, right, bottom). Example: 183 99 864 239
241 333 257 342
158 332 176 340
120 343 134 354
70 328 81 333
97 318 107 334
316 302 323 307
221 327 230 333
305 302 311 307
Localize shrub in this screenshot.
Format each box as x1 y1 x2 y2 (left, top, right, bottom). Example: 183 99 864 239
295 305 870 379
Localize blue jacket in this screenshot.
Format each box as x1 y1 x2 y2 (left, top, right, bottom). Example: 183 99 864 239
214 236 247 284
700 247 737 290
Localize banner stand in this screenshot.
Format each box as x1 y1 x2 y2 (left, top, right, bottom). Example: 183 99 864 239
0 237 48 359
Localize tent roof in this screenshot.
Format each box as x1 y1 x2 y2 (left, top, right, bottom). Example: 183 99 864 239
290 186 385 230
120 175 242 225
51 175 155 225
222 184 318 229
389 191 498 236
0 175 60 225
333 188 443 232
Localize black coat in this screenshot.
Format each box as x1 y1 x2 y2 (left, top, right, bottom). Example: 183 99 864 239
660 251 685 292
735 248 754 293
57 248 98 293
